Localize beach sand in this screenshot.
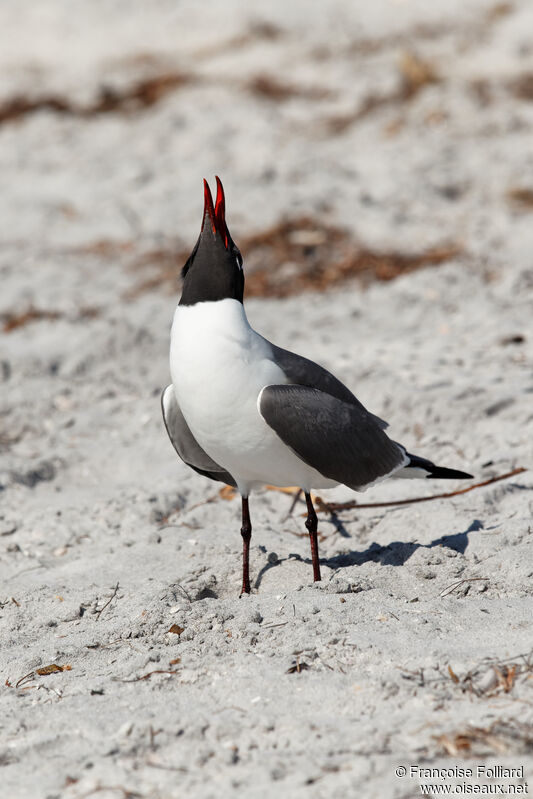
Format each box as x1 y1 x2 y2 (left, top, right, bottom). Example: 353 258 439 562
1 1 533 796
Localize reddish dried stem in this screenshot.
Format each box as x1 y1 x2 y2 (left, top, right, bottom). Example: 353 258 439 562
314 467 526 514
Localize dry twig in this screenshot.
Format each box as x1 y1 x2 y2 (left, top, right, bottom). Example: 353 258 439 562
95 582 120 620
439 577 488 597
314 467 526 514
435 719 533 757
446 651 533 698
114 670 180 683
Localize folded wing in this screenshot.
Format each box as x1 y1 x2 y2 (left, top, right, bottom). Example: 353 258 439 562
269 342 389 430
259 384 407 491
161 385 236 486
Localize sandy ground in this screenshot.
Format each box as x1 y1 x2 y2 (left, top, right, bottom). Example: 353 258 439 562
1 1 533 797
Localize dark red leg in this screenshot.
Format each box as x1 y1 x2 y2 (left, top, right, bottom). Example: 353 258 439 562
305 492 321 582
240 496 252 595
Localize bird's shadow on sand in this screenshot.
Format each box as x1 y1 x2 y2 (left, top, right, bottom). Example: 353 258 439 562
254 519 486 589
322 518 485 572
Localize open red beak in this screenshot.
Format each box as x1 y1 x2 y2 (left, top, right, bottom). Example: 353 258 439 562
202 177 228 248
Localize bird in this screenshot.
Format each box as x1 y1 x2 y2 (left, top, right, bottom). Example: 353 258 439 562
162 177 472 595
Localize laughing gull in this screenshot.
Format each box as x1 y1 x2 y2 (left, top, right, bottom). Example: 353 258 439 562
162 177 472 594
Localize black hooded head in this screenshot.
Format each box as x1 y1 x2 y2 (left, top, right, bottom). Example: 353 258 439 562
179 177 244 306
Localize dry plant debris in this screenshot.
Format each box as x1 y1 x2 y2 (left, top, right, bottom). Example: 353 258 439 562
435 720 533 757
0 20 286 128
95 582 120 620
439 576 488 597
116 670 180 684
36 664 72 676
218 485 237 501
247 75 332 102
2 305 100 333
73 240 136 258
398 51 440 98
345 3 513 58
124 245 189 299
325 51 439 134
286 659 311 674
0 72 191 126
77 783 142 798
6 664 72 689
486 2 514 22
507 187 533 210
2 306 61 331
508 72 533 102
314 467 526 514
108 216 462 299
191 20 283 62
446 651 533 698
239 217 459 298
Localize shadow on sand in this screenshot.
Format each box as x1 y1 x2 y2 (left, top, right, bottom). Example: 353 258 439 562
254 519 486 589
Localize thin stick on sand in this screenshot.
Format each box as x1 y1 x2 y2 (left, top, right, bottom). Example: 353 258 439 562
313 467 527 514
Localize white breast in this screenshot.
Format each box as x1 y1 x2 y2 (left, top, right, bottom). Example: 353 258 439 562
169 299 338 494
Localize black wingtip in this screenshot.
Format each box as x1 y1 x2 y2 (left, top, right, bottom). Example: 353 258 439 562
426 466 473 480
405 453 473 480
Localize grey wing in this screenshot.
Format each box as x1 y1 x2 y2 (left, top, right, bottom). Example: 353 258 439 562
269 343 389 430
161 385 236 487
259 384 407 491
